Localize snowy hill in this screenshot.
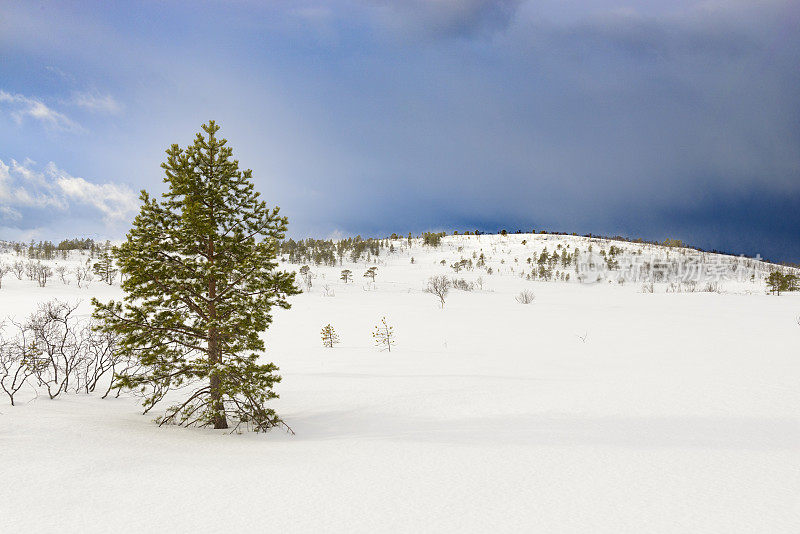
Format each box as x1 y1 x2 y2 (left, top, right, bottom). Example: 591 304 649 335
1 232 799 533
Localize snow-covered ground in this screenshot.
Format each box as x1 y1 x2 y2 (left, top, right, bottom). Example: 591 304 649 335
1 233 799 532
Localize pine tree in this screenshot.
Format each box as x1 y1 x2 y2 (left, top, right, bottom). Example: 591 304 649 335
767 271 783 295
92 252 118 285
767 271 798 295
340 269 352 283
320 324 340 348
92 121 300 432
363 266 378 282
372 317 395 352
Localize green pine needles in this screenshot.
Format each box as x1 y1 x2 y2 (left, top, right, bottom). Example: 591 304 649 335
92 121 300 433
766 271 798 295
372 317 395 352
320 324 340 348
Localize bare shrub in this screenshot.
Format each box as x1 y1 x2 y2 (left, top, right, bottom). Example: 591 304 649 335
425 275 451 308
1 301 125 404
702 281 721 293
55 265 71 285
641 282 654 293
11 261 24 280
25 300 85 399
666 282 681 293
75 266 93 288
25 260 38 280
0 324 37 405
78 326 124 398
452 278 475 291
299 265 312 291
35 263 53 287
515 290 536 304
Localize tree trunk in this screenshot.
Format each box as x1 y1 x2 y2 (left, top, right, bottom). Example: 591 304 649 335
209 328 227 429
208 238 228 429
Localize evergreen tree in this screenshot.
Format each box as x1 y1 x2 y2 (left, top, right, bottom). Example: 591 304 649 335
92 252 118 285
767 271 798 295
372 317 396 352
340 269 353 283
767 271 782 294
451 259 468 273
363 266 378 282
538 248 548 265
92 121 300 432
788 274 799 292
320 324 340 348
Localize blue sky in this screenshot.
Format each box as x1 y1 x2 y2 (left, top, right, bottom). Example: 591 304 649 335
1 1 798 261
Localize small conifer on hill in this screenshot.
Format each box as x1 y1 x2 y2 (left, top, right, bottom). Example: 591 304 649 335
364 266 378 282
372 317 395 352
321 324 340 348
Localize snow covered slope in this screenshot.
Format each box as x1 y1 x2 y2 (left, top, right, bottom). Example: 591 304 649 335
1 233 799 533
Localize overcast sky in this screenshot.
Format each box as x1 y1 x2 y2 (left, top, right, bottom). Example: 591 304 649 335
1 0 798 261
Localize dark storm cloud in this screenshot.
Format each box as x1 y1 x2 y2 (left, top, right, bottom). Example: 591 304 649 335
302 1 800 260
1 0 798 260
363 0 524 38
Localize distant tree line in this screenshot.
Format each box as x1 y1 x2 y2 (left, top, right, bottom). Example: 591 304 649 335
0 237 109 260
279 236 386 266
277 226 798 269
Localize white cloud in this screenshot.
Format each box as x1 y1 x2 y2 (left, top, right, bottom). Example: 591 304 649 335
70 91 122 115
0 159 9 196
0 90 80 131
0 205 22 221
52 171 138 222
0 158 138 226
45 65 76 83
0 159 67 209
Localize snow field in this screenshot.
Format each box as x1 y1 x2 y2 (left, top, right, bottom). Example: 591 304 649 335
1 233 798 532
